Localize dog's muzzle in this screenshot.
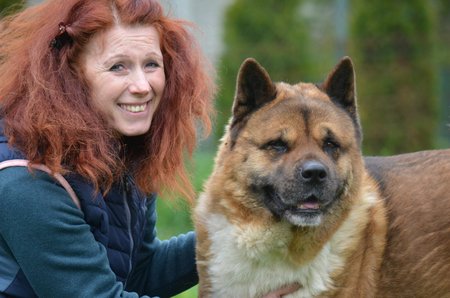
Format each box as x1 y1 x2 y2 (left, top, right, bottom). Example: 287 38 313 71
258 160 341 226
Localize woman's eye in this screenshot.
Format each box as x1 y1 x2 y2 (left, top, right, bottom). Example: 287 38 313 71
145 61 160 69
264 140 288 154
109 64 125 72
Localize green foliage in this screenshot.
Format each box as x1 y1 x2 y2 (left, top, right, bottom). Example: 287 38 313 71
215 0 317 139
172 286 197 298
156 150 215 239
435 0 450 64
156 150 215 297
350 0 438 154
434 0 450 146
0 0 23 16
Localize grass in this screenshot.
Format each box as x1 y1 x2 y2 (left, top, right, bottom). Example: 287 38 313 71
155 150 216 298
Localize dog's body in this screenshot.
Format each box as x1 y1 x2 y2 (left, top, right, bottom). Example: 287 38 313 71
365 151 450 297
194 58 450 297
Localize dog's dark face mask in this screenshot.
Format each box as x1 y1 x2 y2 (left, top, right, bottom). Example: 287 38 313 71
228 57 364 227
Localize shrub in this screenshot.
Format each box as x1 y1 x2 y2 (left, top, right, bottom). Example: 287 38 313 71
350 0 438 154
215 0 316 139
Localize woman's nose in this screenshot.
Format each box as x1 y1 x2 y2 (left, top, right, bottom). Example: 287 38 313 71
128 70 151 95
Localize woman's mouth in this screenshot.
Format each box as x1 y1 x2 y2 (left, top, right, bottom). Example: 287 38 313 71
119 102 148 113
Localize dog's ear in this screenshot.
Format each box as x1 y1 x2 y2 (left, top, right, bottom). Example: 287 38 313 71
323 57 362 143
232 58 277 122
323 57 357 118
229 58 277 147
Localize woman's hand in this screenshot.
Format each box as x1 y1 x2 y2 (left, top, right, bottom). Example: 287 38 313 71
262 283 301 298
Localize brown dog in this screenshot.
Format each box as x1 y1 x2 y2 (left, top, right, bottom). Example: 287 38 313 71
194 57 450 297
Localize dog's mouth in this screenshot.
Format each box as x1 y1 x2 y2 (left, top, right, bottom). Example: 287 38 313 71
284 196 324 226
295 196 321 212
260 186 330 226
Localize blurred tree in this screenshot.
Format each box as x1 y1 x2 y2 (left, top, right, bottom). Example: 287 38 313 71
215 0 316 139
350 0 438 155
435 0 450 145
0 0 23 15
436 0 450 65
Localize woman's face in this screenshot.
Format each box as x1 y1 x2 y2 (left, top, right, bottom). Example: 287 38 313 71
81 25 166 136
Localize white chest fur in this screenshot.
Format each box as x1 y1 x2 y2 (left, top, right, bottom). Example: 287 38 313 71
202 192 378 297
205 214 342 298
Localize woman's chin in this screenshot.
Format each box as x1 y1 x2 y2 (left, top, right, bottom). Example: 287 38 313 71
114 123 152 137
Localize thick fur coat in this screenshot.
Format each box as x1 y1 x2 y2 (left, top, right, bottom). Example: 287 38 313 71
194 58 450 298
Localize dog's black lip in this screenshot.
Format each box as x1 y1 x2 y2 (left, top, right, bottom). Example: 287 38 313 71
289 208 321 214
260 185 331 218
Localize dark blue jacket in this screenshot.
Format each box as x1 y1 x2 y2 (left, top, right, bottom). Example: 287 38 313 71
0 120 198 297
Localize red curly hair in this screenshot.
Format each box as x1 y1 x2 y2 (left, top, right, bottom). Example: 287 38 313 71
0 0 215 201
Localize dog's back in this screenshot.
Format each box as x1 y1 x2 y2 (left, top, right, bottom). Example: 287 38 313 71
365 150 450 297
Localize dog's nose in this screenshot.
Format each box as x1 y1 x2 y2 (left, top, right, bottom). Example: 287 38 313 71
300 161 328 182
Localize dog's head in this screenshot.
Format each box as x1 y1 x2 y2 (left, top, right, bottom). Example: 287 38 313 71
211 57 365 228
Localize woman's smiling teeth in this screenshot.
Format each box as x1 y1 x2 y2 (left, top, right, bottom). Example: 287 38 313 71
119 102 148 113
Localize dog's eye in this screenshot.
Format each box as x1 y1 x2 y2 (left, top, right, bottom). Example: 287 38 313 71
323 139 340 156
264 140 288 154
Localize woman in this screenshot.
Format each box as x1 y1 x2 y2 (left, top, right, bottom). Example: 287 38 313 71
0 0 213 297
0 0 299 297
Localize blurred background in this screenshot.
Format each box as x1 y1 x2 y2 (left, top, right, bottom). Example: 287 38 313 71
2 0 449 297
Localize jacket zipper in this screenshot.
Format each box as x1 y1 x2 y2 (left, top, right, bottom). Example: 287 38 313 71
122 175 134 287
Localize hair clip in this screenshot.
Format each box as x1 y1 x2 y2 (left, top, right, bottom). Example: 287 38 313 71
58 22 67 35
50 22 71 50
